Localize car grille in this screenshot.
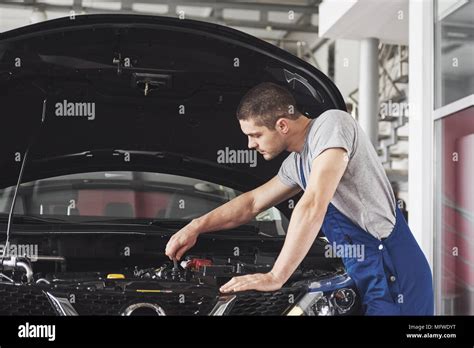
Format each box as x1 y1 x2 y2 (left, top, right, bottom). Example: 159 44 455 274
228 287 306 315
0 283 55 315
50 290 216 316
0 283 306 316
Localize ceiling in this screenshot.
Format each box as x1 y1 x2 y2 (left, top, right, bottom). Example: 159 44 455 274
0 0 321 40
318 0 409 45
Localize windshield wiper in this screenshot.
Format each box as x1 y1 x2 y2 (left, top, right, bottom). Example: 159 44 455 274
148 219 193 229
0 215 191 229
201 224 261 235
150 219 261 233
0 214 74 225
72 219 261 234
55 217 191 228
0 213 263 234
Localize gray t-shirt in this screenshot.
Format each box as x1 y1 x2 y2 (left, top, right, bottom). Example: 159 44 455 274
277 109 396 239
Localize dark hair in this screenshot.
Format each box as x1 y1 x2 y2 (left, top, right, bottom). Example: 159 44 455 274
236 82 301 129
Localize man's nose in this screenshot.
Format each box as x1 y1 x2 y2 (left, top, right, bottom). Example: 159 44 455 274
248 138 256 149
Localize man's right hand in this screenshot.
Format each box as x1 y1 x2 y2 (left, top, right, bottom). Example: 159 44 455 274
165 222 200 261
164 176 301 261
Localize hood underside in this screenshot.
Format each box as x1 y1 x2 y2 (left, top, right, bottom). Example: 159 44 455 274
0 14 345 192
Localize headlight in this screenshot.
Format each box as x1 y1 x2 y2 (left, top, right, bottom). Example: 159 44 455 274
287 291 333 316
331 288 356 314
287 287 356 316
312 296 334 316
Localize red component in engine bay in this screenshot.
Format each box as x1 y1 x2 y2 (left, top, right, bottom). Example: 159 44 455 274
185 258 212 271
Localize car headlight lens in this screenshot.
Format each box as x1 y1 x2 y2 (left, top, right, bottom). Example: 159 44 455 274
312 296 333 316
287 287 356 316
331 288 356 314
287 291 333 316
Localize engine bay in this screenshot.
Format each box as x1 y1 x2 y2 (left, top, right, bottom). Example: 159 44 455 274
0 236 352 316
1 254 340 291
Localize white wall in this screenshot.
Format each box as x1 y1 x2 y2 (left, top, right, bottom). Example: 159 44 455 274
334 39 360 100
0 7 30 32
311 38 361 102
312 41 329 75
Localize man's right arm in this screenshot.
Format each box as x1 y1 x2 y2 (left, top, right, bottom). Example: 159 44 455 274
165 176 301 260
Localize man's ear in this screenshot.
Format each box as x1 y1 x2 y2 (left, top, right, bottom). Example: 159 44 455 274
275 118 290 134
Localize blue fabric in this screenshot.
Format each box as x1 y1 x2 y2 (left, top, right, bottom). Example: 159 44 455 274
299 157 434 315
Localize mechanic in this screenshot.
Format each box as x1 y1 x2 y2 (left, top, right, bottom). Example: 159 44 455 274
165 82 434 315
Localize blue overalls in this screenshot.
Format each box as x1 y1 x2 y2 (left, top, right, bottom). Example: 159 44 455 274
299 157 434 315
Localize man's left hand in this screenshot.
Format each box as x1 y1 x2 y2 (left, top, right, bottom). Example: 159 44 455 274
219 272 284 293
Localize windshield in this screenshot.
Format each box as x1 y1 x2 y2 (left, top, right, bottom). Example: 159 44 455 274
0 171 288 236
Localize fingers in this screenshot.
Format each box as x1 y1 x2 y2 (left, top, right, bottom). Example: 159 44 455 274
165 234 191 261
165 237 180 260
220 275 253 293
175 245 189 261
164 242 175 260
231 280 253 293
220 277 238 293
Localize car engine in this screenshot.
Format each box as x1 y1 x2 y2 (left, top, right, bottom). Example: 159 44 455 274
0 253 358 316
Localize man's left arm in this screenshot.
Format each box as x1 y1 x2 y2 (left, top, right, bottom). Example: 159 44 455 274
220 148 349 293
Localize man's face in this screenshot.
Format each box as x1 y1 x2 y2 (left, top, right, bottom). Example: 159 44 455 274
239 118 287 160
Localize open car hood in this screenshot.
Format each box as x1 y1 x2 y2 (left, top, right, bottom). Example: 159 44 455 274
0 14 345 193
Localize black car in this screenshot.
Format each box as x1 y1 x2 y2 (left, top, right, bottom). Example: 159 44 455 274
0 14 360 316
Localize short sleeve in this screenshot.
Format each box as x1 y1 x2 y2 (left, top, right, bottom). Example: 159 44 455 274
277 152 299 187
308 110 356 162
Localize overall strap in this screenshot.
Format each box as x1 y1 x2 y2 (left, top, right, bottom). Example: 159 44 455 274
299 155 307 189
